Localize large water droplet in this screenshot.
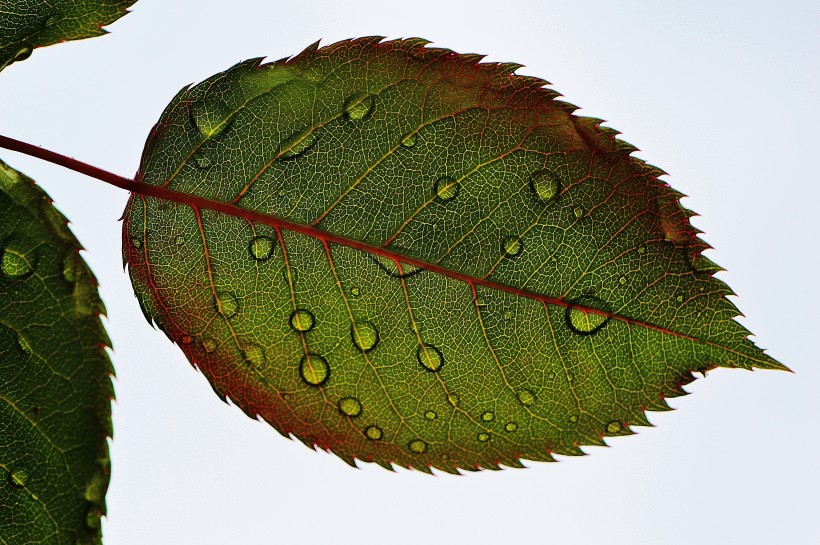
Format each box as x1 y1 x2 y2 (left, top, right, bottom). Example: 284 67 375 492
400 133 417 148
249 236 274 261
299 353 329 386
214 292 239 318
290 309 315 332
338 397 363 417
505 422 518 432
190 98 232 138
481 411 495 422
370 255 422 278
477 432 490 442
565 295 611 335
408 439 427 454
529 169 561 203
424 410 437 420
517 389 536 406
416 343 443 372
1 248 31 278
351 321 379 352
434 176 459 201
343 92 375 121
9 467 29 487
281 132 318 159
501 236 523 257
606 420 623 434
13 46 33 63
365 425 383 440
243 344 265 366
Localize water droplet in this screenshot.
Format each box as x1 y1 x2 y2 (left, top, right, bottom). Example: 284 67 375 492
214 292 239 318
501 236 523 257
481 411 495 422
1 248 31 278
289 309 315 332
343 92 375 121
548 371 556 379
243 344 265 366
477 432 490 442
529 170 561 203
505 422 518 432
131 236 142 249
13 46 32 63
637 245 647 255
194 155 212 169
350 286 361 297
248 236 274 261
400 133 417 148
447 394 460 407
565 295 611 335
573 206 585 219
281 132 318 159
424 410 437 420
351 321 379 352
569 415 578 423
365 425 383 440
9 467 29 487
434 176 459 201
606 420 623 434
17 335 31 356
203 339 217 353
62 253 80 283
676 294 684 303
502 310 513 321
174 235 185 246
517 389 536 406
370 255 422 278
86 506 102 529
299 353 329 386
338 397 363 417
416 343 443 372
179 335 193 345
619 276 627 285
408 439 427 454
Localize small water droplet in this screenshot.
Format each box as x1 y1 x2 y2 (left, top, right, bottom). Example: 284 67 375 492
477 432 490 442
676 294 684 303
619 276 627 285
338 397 363 417
343 92 375 121
243 344 265 366
214 292 239 318
131 236 142 249
351 321 379 352
179 335 193 345
517 389 536 406
281 132 318 159
424 410 437 420
529 169 561 203
501 236 523 257
434 176 459 201
448 394 460 407
299 353 329 386
408 439 427 454
203 339 217 353
1 248 31 278
548 371 556 379
569 414 578 423
481 411 495 422
62 253 80 283
86 506 102 529
13 46 32 63
17 334 31 356
502 310 513 321
365 425 383 440
289 309 315 332
9 467 29 487
400 132 417 148
194 155 212 169
573 206 585 219
174 235 185 246
505 422 518 432
565 295 611 335
417 343 443 372
248 236 274 261
637 245 647 255
350 286 361 297
606 420 623 434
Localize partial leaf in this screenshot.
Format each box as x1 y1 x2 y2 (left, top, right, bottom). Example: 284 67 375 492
0 0 136 72
1 160 113 542
123 38 785 472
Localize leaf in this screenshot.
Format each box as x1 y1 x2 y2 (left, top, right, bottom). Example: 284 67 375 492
0 0 136 72
123 37 786 473
0 160 113 542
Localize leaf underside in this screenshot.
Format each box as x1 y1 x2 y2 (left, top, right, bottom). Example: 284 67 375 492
0 160 113 543
0 0 136 72
123 37 785 473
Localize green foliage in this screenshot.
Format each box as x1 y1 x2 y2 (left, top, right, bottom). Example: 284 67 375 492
123 38 785 473
0 0 135 71
0 160 113 544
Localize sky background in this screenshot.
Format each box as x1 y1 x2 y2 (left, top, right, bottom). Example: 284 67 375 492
1 1 817 543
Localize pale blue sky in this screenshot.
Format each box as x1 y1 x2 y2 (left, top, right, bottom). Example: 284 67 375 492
1 1 817 543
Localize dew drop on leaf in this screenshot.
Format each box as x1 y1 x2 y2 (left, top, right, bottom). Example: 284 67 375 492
338 397 363 417
9 467 29 487
281 131 318 159
343 92 375 121
243 344 265 366
1 248 31 278
569 414 578 423
203 339 217 353
477 432 490 442
424 410 437 420
299 353 330 386
619 276 627 285
565 295 611 335
194 155 212 169
365 425 383 441
501 236 523 257
606 421 623 434
529 169 560 203
416 343 444 372
517 389 536 406
349 286 361 297
17 334 31 356
289 309 315 332
448 393 460 407
502 310 513 321
505 422 518 432
434 176 459 201
400 132 417 148
86 506 102 529
130 236 142 249
351 321 379 352
249 236 274 261
174 235 185 246
13 46 32 63
408 439 427 454
573 206 585 219
62 252 79 283
214 292 239 318
481 411 495 422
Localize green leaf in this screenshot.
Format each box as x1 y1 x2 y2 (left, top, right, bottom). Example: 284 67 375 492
1 159 113 542
0 0 136 72
123 37 786 472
